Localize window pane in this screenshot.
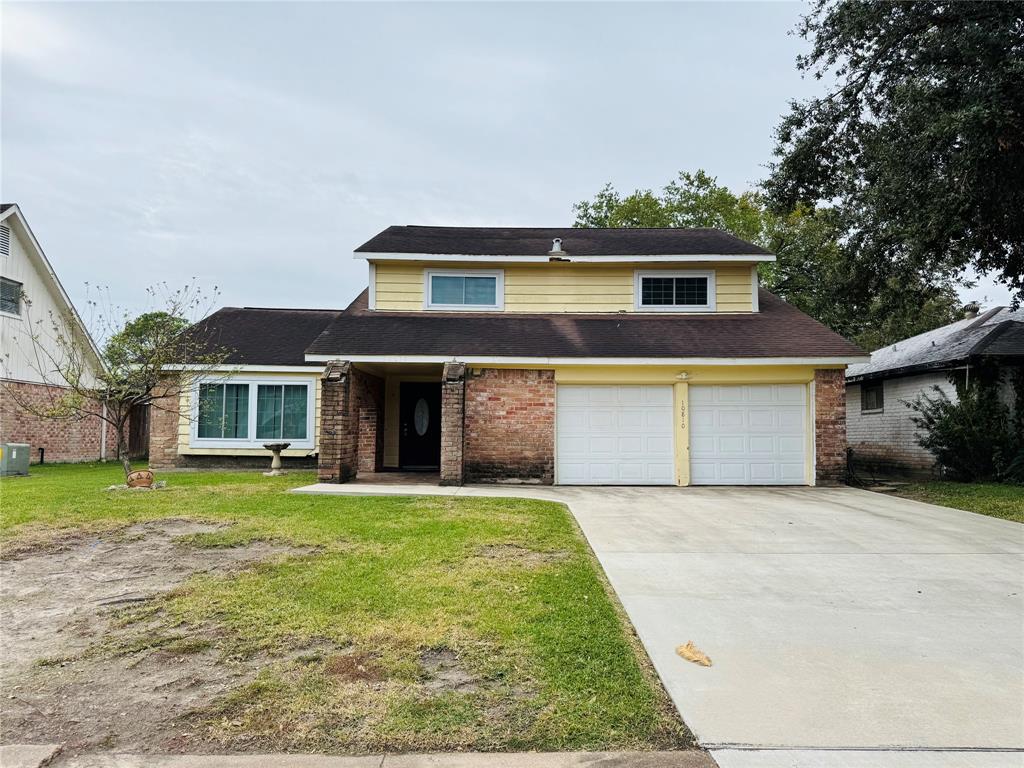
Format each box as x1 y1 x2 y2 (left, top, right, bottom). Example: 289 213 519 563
431 275 464 305
674 277 708 306
282 385 308 439
0 278 20 315
224 384 249 438
256 385 283 440
464 277 496 305
197 384 224 438
641 277 675 305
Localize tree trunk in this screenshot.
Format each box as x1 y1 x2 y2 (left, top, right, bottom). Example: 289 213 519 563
118 427 132 479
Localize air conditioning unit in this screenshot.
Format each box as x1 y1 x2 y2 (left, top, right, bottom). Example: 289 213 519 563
0 443 30 476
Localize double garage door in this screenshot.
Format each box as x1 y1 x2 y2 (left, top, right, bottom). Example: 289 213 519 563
556 384 808 486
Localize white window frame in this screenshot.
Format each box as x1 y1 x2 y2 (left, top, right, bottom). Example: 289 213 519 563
634 270 716 312
190 377 316 450
424 269 504 311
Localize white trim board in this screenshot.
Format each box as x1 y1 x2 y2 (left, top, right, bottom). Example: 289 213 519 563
304 354 868 366
358 252 776 264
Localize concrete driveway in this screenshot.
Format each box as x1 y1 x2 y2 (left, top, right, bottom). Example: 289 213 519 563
295 481 1024 766
555 486 1024 766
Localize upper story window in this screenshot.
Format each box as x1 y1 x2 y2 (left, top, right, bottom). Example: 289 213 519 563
1 277 22 316
861 380 884 412
194 378 315 448
426 269 503 311
635 270 715 312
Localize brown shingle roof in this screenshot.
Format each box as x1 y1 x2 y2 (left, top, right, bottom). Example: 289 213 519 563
356 226 772 257
305 290 864 360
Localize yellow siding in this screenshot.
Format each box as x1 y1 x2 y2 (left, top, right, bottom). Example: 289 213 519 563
177 372 323 456
374 261 754 313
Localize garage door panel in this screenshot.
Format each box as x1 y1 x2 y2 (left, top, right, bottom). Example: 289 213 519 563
719 410 745 428
690 384 808 486
557 385 674 485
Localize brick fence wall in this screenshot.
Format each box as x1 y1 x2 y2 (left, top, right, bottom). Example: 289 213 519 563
814 368 847 485
464 368 555 484
1 379 118 463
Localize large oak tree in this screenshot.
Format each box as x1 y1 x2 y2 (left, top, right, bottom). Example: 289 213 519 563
766 1 1024 302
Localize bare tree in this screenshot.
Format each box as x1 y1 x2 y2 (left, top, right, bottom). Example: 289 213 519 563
2 280 232 479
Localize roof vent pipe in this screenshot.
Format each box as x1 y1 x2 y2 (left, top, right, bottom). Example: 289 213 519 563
963 302 980 319
549 238 563 255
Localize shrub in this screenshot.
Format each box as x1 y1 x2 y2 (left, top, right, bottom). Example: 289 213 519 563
909 372 1023 483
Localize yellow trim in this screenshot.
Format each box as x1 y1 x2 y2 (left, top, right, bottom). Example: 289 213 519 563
674 381 689 486
374 261 755 313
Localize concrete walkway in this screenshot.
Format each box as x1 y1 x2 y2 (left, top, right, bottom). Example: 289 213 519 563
293 482 1024 767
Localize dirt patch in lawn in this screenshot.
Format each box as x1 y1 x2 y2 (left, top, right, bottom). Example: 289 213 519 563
475 543 570 568
0 518 309 755
420 648 481 693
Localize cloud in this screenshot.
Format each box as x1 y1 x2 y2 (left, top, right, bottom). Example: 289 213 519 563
1 4 92 82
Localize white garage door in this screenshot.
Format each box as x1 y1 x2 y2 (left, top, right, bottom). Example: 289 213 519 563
556 385 674 485
690 384 808 485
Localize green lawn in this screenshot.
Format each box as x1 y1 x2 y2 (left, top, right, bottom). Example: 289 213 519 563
0 463 689 753
891 481 1024 523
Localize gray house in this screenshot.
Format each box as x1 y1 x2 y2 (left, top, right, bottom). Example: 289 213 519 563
846 305 1024 476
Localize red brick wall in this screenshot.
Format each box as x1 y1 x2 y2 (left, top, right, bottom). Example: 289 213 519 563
464 368 554 484
1 379 119 463
815 368 847 485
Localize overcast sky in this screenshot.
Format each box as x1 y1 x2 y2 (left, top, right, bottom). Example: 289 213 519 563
2 1 1012 324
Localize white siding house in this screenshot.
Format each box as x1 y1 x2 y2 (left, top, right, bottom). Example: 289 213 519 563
0 204 111 463
846 305 1023 477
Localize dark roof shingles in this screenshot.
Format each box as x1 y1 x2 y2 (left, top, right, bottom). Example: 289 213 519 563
355 226 772 257
306 290 863 359
188 307 341 366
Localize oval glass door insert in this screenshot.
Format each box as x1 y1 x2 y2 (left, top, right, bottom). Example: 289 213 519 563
414 398 430 436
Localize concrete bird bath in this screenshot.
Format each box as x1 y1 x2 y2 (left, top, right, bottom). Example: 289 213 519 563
262 442 291 476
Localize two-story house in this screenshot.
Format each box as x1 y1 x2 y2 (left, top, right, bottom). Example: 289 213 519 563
150 226 867 485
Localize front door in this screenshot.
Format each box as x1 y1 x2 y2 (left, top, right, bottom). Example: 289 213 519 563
398 382 442 470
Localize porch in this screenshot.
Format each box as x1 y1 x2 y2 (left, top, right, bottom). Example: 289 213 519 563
316 360 463 485
315 360 556 486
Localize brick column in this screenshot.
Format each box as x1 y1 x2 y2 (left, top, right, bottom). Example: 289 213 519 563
148 381 182 470
440 362 466 486
815 368 847 485
318 361 357 483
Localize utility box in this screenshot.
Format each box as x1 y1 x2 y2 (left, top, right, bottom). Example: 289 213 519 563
0 443 30 476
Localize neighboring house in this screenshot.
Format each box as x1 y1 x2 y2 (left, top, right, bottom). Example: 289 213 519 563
846 305 1024 476
0 203 117 463
152 226 866 486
